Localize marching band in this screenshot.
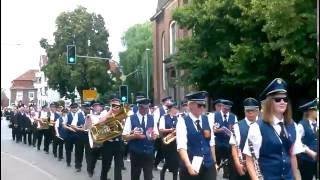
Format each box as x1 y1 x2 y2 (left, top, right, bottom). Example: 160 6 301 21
3 77 319 180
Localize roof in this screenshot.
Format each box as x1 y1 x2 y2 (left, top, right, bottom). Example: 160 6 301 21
151 0 171 20
157 0 170 11
14 69 39 81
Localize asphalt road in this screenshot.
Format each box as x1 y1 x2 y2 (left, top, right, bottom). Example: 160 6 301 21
1 117 224 180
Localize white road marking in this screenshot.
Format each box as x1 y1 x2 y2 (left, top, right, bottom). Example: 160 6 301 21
1 151 58 180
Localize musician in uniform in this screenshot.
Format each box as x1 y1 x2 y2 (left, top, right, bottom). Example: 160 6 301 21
122 98 159 180
35 104 49 151
84 101 105 178
229 98 260 180
176 91 217 180
153 96 172 170
54 108 69 161
48 102 60 155
64 103 79 167
212 99 238 178
297 99 318 180
212 99 223 112
243 78 304 180
159 101 179 180
97 98 125 180
180 100 189 118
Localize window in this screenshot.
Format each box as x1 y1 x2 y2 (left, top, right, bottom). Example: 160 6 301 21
16 91 23 101
161 32 166 90
28 91 34 99
169 21 177 54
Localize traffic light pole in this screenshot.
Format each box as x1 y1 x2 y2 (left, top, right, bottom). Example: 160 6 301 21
77 55 110 60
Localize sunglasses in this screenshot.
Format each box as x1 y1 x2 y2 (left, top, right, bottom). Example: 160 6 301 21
272 97 288 103
111 104 121 108
197 104 206 108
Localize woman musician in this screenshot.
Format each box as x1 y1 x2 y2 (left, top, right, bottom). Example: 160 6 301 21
159 101 180 180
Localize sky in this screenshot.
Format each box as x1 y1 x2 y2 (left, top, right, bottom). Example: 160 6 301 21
1 0 158 95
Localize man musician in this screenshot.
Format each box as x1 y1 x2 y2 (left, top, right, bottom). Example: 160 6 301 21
229 98 260 180
122 98 159 180
159 101 180 180
176 91 217 180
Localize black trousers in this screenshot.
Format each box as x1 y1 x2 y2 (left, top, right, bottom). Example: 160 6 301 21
15 126 22 142
229 159 250 180
216 145 232 177
74 136 87 169
130 151 154 180
154 137 164 167
52 136 64 159
86 145 102 174
160 142 179 180
179 165 216 180
65 138 75 165
12 126 18 141
101 141 123 180
298 159 318 180
26 131 32 145
43 127 53 152
36 129 45 150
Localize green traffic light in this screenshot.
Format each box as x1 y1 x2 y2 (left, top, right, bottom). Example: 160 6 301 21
121 96 127 102
69 57 75 63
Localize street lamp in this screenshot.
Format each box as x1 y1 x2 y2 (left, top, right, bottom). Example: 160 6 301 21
145 48 151 99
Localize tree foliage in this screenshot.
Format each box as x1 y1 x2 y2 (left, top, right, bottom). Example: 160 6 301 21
40 6 116 102
119 22 153 103
172 0 317 118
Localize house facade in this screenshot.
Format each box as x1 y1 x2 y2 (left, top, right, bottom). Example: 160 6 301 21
151 0 190 105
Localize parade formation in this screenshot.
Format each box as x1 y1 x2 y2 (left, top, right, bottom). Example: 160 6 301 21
1 78 318 180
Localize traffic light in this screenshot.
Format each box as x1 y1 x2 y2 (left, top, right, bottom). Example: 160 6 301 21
119 85 128 103
67 45 76 64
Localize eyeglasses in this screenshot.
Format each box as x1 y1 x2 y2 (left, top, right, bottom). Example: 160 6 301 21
197 104 206 108
273 97 288 103
111 104 121 108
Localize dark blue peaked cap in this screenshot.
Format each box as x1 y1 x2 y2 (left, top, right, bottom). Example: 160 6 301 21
259 78 287 100
212 99 223 106
243 97 259 110
221 99 233 106
299 99 318 112
167 101 178 109
161 96 172 102
137 98 150 105
185 91 208 103
70 103 78 108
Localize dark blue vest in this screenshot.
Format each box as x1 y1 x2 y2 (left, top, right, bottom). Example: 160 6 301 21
58 116 67 139
164 114 177 129
238 119 250 151
49 112 60 122
76 112 88 139
66 112 77 139
181 115 213 169
258 120 296 180
214 112 236 147
298 120 317 162
128 114 155 155
132 105 138 114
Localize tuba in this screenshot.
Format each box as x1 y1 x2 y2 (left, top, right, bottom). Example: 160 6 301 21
40 118 50 129
162 129 176 145
90 105 130 144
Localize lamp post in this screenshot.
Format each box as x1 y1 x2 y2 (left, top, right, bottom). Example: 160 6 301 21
145 48 150 99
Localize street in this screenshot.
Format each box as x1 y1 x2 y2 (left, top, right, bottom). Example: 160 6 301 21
1 118 223 180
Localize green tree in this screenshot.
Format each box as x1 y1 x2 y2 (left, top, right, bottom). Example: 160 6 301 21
172 0 317 118
40 6 116 103
119 22 153 103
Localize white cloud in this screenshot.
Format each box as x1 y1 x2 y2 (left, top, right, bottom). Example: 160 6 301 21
1 0 158 93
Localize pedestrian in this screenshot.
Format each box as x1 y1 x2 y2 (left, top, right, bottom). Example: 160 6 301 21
297 99 318 180
229 97 260 180
122 98 159 180
243 78 304 179
176 91 217 180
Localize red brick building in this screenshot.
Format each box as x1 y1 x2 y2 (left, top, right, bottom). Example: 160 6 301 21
151 0 190 105
10 70 39 106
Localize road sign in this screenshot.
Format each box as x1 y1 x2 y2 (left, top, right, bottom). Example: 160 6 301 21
83 89 97 101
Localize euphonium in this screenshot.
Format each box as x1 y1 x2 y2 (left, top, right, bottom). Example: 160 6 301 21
90 105 130 144
40 118 50 129
162 129 176 145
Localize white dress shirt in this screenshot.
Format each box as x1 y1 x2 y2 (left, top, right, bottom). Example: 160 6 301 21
210 111 238 128
122 112 159 136
71 112 79 126
229 118 253 145
153 105 167 124
36 111 48 128
176 112 215 151
243 116 304 158
297 119 318 137
159 115 176 130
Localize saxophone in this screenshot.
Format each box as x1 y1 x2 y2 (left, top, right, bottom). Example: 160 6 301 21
162 129 176 145
248 139 263 180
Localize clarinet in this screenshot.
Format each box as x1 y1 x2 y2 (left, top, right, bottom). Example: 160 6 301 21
230 126 245 166
248 139 263 180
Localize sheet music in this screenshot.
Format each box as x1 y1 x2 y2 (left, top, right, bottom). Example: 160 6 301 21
191 156 203 173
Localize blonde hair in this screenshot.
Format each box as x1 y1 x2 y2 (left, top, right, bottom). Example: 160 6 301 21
262 95 293 125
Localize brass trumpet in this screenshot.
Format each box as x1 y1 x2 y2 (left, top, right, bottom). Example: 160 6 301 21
162 129 176 145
